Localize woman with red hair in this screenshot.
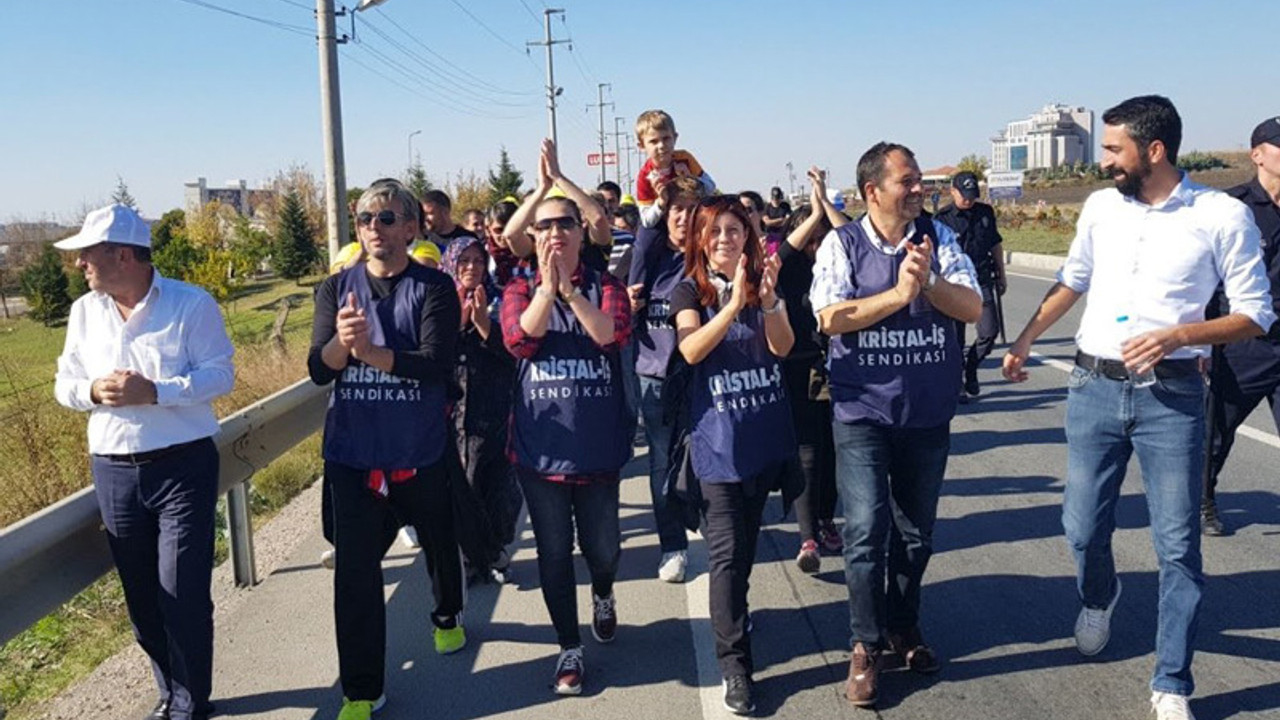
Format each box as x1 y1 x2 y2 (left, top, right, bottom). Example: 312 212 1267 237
668 197 797 715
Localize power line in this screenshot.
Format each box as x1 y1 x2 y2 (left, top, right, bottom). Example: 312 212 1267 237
172 0 313 37
353 15 537 108
343 45 532 121
371 7 539 97
446 0 525 55
515 0 542 25
269 0 312 10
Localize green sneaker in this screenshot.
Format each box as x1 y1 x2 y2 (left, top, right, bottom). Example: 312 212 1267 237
434 624 467 655
337 698 374 720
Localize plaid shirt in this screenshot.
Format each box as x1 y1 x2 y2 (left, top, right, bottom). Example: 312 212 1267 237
500 263 632 359
500 263 632 485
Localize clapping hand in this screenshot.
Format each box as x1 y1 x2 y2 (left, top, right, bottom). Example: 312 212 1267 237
336 291 372 357
759 253 781 309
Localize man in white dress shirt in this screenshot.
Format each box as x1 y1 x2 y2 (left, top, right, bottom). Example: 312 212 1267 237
1002 96 1274 720
54 204 234 720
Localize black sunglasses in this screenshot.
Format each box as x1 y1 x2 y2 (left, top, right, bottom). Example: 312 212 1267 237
533 216 580 232
356 210 402 227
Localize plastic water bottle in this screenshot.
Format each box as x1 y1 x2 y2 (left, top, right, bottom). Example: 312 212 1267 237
1117 315 1156 388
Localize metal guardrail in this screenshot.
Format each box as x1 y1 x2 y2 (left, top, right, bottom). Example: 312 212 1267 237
0 379 328 645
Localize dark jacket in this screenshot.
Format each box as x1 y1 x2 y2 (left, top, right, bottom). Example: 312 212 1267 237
935 201 1002 287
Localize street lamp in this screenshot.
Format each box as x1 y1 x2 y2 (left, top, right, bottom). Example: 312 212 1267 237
407 129 421 168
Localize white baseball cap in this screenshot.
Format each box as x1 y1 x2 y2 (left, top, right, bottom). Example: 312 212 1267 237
54 204 151 250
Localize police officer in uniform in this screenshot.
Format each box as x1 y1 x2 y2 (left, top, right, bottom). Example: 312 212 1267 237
935 171 1006 400
1203 116 1280 535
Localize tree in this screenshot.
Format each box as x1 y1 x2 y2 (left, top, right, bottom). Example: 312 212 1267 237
150 208 186 254
956 154 989 181
403 160 432 200
447 171 491 221
111 176 137 209
272 191 318 281
19 244 71 325
487 146 523 205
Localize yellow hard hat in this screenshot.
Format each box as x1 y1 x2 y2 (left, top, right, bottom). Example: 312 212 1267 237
410 239 442 267
546 186 567 199
620 194 637 206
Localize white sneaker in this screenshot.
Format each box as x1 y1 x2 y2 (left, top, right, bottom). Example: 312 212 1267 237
1074 577 1122 656
398 526 420 549
1151 691 1195 720
320 549 335 570
657 550 688 583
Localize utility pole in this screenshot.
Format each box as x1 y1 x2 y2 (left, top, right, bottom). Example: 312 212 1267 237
586 83 613 185
316 0 349 262
609 117 627 186
527 8 568 146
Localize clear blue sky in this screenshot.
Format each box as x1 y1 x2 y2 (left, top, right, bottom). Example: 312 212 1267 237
2 0 1272 221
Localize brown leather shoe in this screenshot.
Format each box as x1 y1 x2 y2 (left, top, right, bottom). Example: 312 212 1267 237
887 626 940 674
846 642 879 707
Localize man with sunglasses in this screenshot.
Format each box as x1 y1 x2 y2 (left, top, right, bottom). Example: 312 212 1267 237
308 180 465 720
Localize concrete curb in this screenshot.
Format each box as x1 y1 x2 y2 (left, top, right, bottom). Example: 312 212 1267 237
1005 251 1065 272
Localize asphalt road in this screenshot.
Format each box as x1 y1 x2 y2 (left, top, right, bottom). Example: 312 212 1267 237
159 267 1280 720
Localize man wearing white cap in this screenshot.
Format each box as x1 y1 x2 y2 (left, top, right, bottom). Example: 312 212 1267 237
53 204 234 720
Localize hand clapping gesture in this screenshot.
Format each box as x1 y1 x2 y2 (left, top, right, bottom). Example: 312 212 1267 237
759 253 781 310
336 291 372 358
896 235 934 303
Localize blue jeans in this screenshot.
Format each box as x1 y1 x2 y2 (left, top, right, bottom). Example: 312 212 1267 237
1063 366 1205 696
517 467 621 649
639 375 690 553
832 421 950 650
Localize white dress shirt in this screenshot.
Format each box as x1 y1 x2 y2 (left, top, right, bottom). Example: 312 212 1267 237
54 271 235 455
1058 174 1275 360
809 214 980 315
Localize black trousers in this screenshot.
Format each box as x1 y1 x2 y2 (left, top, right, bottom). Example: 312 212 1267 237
957 285 1000 380
702 465 782 678
460 431 523 549
517 467 620 649
783 357 837 542
1206 346 1280 499
327 458 464 701
92 438 219 720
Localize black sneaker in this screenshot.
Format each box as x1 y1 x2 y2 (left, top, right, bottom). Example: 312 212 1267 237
1201 499 1227 536
722 675 755 715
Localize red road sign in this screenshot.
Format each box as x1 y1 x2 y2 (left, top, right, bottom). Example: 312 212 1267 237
587 152 618 166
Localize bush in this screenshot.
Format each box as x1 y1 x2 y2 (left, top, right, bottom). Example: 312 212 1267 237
1178 151 1229 172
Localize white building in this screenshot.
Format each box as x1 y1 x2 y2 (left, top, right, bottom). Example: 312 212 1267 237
990 104 1094 173
183 177 275 223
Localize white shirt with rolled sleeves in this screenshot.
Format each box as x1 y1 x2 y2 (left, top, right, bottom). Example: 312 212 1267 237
809 214 980 316
54 271 235 455
1057 174 1276 360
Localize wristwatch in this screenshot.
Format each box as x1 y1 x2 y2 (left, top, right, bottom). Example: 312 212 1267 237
535 285 556 300
560 286 583 303
762 298 786 315
924 270 938 292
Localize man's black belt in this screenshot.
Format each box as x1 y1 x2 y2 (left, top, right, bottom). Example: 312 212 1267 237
1074 351 1200 381
96 438 208 465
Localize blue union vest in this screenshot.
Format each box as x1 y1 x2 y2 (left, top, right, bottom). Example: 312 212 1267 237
634 251 685 379
323 264 449 469
686 285 797 483
826 218 962 428
512 268 631 475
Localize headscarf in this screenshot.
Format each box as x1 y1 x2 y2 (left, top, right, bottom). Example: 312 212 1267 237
440 235 498 302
